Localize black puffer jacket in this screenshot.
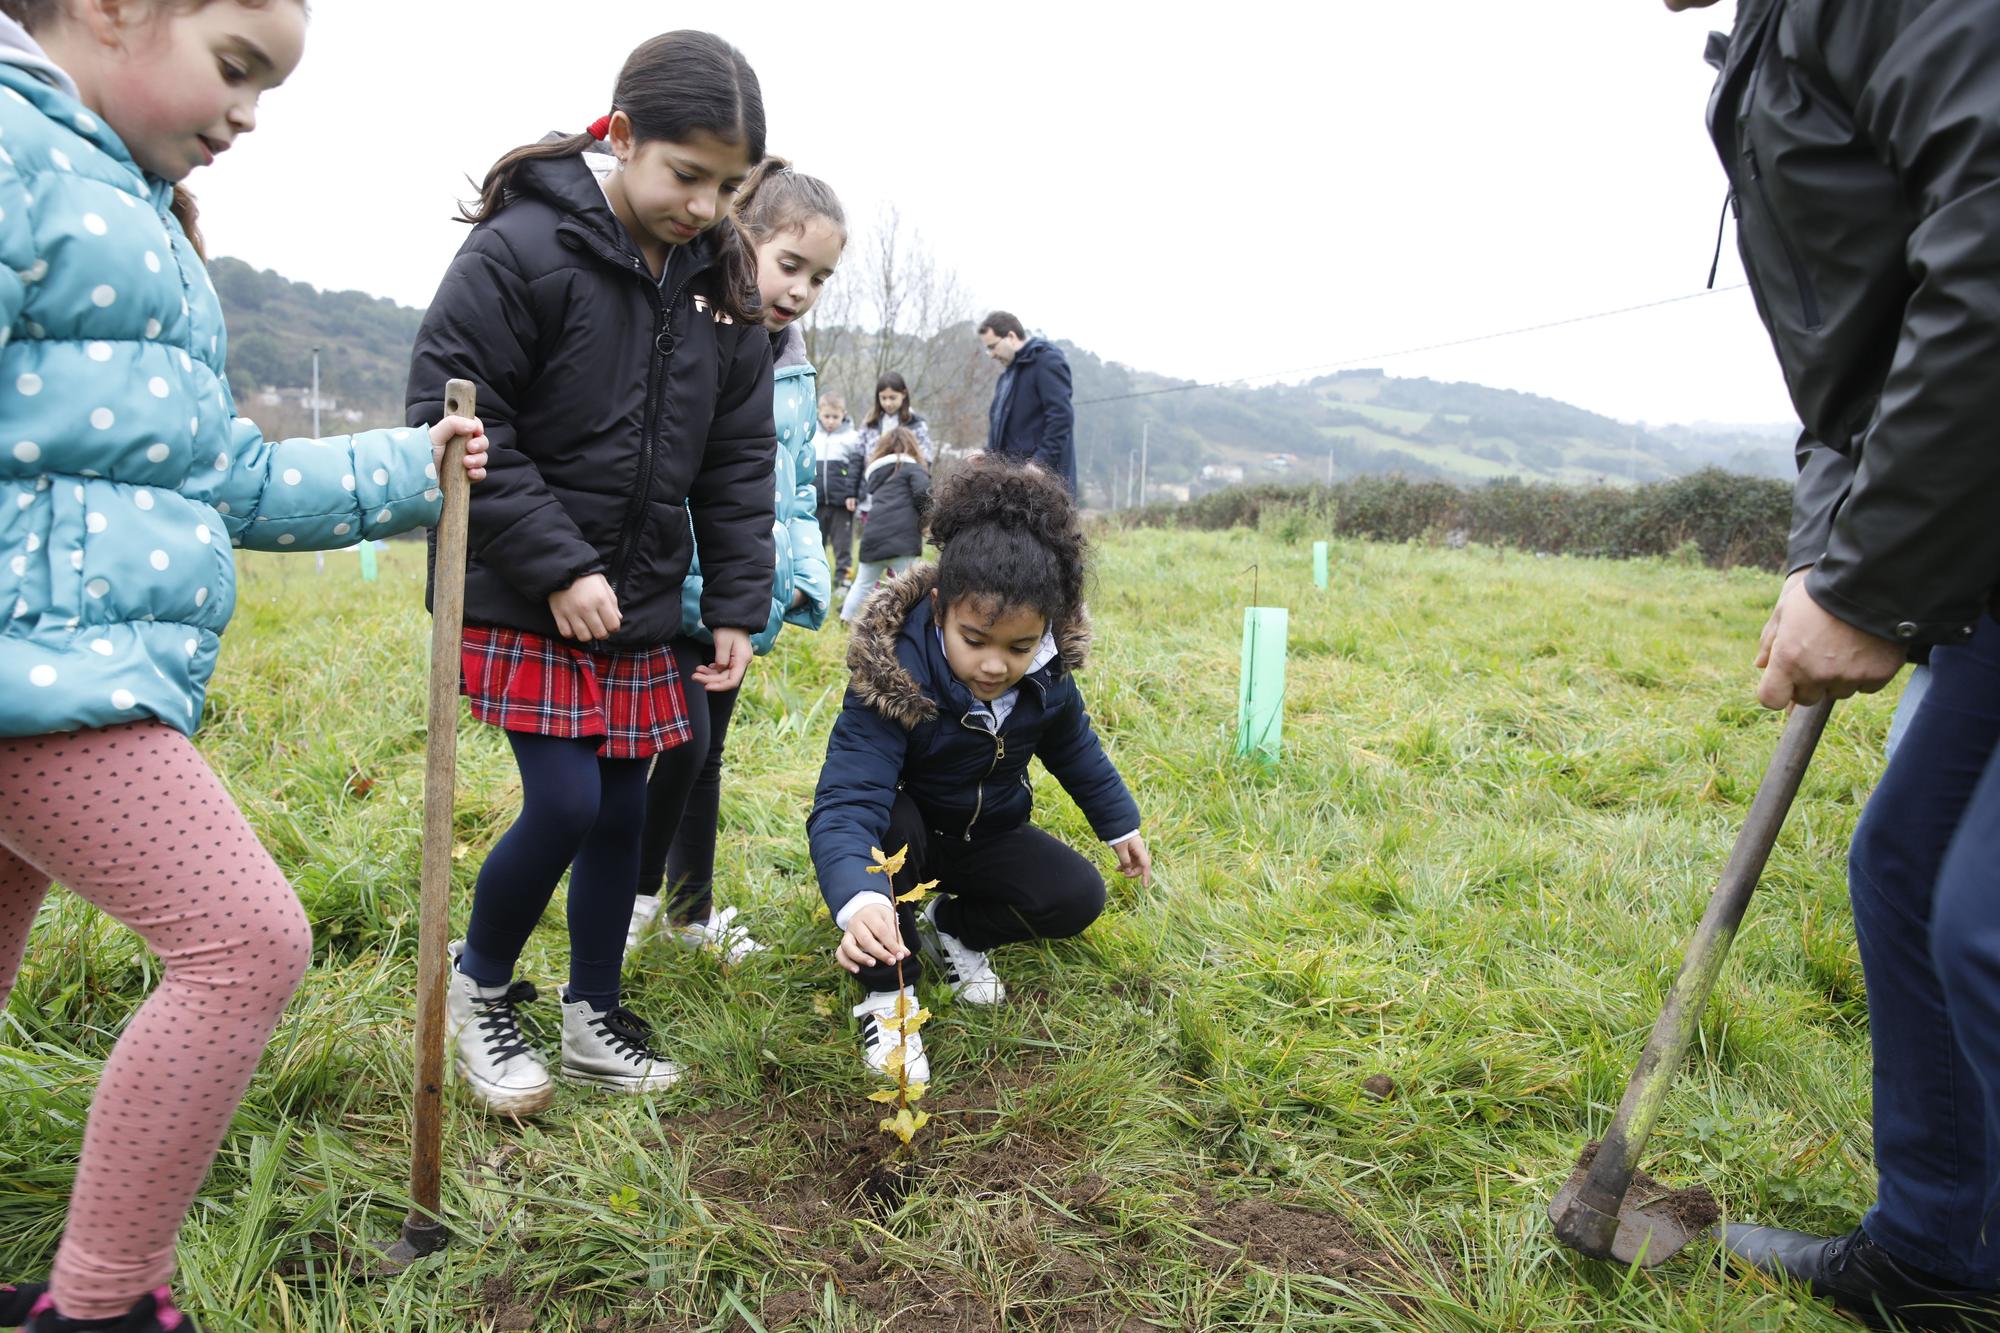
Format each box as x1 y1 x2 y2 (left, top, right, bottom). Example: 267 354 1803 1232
856 454 929 562
1707 0 2000 646
407 151 776 646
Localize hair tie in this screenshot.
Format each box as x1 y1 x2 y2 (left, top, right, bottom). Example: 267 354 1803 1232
586 113 613 141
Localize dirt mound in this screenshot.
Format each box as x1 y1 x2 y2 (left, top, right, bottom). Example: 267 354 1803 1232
478 1061 1427 1330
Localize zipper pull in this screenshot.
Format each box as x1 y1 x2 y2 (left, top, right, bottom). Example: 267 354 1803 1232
995 737 1006 760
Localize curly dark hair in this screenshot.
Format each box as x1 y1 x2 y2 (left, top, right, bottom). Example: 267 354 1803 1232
931 456 1087 629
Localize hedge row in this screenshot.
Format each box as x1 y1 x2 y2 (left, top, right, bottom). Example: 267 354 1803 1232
1117 470 1792 570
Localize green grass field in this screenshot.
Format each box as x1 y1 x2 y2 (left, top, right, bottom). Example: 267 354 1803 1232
0 528 1897 1331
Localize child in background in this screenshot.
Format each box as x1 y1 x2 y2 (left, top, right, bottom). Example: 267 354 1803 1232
856 371 935 464
812 392 862 596
629 158 843 963
0 2 487 1328
809 458 1150 1082
406 30 778 1114
840 426 929 623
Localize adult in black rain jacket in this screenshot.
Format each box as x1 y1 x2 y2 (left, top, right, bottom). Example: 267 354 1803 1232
1672 0 2000 1322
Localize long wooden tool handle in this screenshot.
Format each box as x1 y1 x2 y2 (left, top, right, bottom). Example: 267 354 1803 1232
407 379 476 1243
1552 696 1834 1258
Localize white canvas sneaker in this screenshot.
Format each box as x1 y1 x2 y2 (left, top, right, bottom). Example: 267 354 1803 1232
919 897 1006 1005
559 997 681 1093
669 905 766 964
446 941 554 1116
854 987 930 1084
626 894 663 951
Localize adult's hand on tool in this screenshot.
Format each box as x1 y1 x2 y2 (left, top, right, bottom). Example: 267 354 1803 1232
1756 573 1902 710
835 899 908 973
1756 567 1811 671
428 415 488 482
693 626 751 692
1112 834 1151 885
550 574 621 643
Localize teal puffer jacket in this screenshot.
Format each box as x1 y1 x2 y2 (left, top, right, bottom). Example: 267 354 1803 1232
679 324 829 654
0 67 443 737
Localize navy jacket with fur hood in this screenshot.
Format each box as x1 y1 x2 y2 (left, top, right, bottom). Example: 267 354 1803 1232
407 150 776 645
808 564 1139 917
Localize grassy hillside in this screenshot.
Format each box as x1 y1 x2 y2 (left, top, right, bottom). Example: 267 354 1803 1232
1067 356 1796 503
0 530 1889 1331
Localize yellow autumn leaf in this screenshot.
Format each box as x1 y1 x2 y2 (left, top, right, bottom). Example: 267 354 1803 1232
896 878 938 904
883 1044 905 1078
809 994 833 1017
903 1081 927 1103
866 844 910 877
909 1109 930 1135
879 1108 918 1143
452 842 470 861
881 1007 931 1036
866 1087 903 1104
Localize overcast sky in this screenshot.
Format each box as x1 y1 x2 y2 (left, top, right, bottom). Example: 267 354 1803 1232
194 0 1789 428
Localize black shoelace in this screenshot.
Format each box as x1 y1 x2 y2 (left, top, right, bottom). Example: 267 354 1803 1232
592 1006 659 1063
474 980 539 1063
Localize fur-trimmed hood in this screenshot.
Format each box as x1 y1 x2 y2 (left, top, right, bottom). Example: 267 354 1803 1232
845 563 1092 729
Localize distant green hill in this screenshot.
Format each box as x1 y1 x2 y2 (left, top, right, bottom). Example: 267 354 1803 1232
1062 349 1795 502
210 256 424 411
208 256 1796 496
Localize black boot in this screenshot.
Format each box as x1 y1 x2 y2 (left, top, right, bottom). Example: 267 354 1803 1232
1724 1224 2000 1331
23 1288 198 1332
1 1284 48 1327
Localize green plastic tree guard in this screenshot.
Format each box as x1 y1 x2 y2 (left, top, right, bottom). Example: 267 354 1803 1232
359 539 378 582
1236 606 1288 762
1313 541 1329 590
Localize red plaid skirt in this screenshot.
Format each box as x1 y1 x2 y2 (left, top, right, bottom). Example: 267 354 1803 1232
460 626 691 759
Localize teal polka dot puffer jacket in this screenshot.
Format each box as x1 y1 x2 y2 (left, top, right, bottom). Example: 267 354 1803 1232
678 323 830 655
0 66 443 737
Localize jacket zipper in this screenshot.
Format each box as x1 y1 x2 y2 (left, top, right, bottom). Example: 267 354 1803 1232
613 261 706 594
1743 146 1823 330
958 717 1006 841
565 222 713 598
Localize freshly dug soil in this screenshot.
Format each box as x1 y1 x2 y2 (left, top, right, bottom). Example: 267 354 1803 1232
1569 1141 1722 1236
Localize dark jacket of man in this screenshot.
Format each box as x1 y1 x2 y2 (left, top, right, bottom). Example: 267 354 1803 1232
1707 0 2000 646
985 336 1077 495
408 150 777 646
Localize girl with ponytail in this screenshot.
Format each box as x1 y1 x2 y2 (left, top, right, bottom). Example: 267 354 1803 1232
405 30 779 1112
807 456 1151 1084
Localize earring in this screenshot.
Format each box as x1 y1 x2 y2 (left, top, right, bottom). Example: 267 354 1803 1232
615 158 627 173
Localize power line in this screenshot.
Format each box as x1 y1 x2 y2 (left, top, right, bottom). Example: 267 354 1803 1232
1074 284 1751 407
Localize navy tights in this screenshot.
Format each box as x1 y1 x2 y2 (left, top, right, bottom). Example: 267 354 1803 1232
459 730 651 1009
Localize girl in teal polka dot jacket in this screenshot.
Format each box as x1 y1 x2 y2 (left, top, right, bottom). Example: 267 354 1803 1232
0 3 485 1331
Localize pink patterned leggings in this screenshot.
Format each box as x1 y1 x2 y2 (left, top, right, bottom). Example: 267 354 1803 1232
0 721 311 1320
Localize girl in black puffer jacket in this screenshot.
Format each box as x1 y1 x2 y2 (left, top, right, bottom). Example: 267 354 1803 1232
840 427 930 622
405 30 777 1113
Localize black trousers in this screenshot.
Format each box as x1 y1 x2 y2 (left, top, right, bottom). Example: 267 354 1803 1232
637 638 741 925
817 501 854 585
853 792 1108 993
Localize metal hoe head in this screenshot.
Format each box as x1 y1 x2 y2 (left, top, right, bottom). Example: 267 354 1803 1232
1549 1160 1706 1268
